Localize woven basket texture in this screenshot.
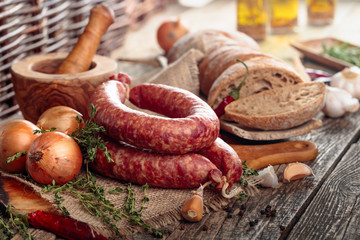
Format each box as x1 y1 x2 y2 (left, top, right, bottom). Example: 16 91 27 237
0 0 174 119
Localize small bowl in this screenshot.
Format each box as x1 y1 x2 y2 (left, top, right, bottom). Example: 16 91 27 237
11 52 117 123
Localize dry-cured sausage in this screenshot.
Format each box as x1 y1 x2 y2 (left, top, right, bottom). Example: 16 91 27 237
89 80 219 154
198 138 242 188
90 139 224 189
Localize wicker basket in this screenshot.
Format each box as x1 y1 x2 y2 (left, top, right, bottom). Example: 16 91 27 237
0 0 175 120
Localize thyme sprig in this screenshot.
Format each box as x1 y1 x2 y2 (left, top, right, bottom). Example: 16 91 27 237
0 205 33 240
6 128 56 164
2 105 162 238
41 104 162 238
70 104 112 164
237 162 259 200
6 151 27 164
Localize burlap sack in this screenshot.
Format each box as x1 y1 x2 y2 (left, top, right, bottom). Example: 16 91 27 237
3 49 233 240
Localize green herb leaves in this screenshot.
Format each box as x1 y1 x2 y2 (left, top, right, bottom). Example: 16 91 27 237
0 205 33 240
322 42 360 67
70 104 112 164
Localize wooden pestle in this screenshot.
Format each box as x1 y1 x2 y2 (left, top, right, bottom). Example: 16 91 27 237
55 5 115 74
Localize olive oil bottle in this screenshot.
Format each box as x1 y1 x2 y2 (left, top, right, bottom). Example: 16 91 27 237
237 0 268 41
306 0 337 26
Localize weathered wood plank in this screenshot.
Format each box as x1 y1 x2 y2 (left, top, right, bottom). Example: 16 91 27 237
287 141 360 239
131 110 360 239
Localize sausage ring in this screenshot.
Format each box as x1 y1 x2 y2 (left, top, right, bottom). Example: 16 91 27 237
89 80 220 154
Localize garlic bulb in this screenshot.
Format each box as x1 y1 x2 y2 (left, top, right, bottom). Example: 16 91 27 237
322 86 359 118
254 165 278 188
330 67 360 98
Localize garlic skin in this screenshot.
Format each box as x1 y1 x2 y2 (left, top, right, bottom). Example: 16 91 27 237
254 165 279 188
330 67 360 98
322 86 360 118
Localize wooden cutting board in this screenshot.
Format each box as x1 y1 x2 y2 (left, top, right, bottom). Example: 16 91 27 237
228 140 318 170
0 175 56 215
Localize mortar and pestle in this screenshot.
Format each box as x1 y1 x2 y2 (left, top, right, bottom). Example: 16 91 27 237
11 5 117 123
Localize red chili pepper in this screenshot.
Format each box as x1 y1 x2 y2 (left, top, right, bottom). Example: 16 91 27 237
213 95 235 117
213 59 248 117
109 73 132 86
305 68 332 80
27 210 107 240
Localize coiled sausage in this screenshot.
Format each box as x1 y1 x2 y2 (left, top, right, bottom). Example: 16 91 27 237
89 80 219 154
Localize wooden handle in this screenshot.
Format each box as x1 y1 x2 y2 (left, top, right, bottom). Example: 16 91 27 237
229 141 318 170
55 5 115 74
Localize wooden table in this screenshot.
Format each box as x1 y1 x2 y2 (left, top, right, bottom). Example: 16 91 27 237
111 0 360 239
1 1 359 240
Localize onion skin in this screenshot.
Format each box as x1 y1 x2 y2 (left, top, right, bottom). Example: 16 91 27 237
37 106 84 135
157 17 189 53
26 131 83 185
0 119 40 173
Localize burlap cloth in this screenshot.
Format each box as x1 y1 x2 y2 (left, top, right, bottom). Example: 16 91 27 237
4 49 234 239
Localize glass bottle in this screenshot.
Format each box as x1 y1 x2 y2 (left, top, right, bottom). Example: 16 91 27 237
237 0 268 41
306 0 337 26
269 0 299 34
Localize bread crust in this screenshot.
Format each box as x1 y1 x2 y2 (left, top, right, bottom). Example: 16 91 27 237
224 82 326 130
166 29 260 63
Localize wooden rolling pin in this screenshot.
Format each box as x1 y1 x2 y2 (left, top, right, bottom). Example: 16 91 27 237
229 141 318 170
55 5 115 74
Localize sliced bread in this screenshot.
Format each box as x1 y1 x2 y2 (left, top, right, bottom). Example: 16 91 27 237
224 82 326 130
199 46 270 96
207 56 304 108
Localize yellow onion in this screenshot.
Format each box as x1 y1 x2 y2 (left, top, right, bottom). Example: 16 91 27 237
0 119 40 173
26 131 83 185
157 17 189 53
37 106 84 135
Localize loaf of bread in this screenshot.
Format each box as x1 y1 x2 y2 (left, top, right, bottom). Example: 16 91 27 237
198 35 269 96
167 29 260 63
167 29 304 101
224 82 326 130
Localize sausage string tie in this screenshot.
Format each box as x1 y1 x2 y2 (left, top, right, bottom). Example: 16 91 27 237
221 176 264 199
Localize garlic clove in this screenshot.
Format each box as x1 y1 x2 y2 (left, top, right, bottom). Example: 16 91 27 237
322 86 360 118
283 162 314 183
255 165 279 188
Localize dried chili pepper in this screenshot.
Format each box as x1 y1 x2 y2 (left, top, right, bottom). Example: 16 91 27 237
305 68 332 80
213 59 249 117
26 210 107 240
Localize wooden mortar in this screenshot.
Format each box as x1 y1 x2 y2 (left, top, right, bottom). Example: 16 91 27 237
10 52 117 123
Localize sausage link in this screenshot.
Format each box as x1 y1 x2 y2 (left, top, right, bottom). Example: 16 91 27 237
90 81 219 154
198 138 242 188
90 139 224 189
